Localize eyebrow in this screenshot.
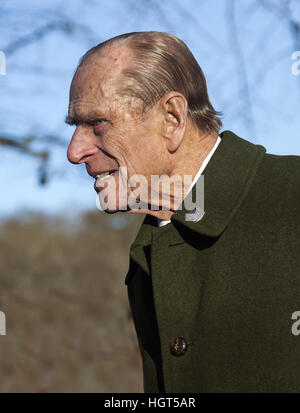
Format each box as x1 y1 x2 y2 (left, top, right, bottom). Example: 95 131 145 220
64 111 108 126
65 114 77 126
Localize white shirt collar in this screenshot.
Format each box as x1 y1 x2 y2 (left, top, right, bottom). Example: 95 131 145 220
157 136 221 227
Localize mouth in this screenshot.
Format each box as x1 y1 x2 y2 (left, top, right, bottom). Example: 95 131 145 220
93 169 118 192
94 170 116 181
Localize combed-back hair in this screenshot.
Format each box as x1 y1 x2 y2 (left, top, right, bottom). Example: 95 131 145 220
79 31 222 134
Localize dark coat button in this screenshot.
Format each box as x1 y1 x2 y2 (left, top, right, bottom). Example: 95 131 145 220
170 337 188 356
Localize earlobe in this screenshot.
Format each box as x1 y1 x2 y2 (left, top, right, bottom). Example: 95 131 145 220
166 131 184 153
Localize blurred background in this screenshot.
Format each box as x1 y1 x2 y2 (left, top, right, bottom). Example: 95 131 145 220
0 0 299 392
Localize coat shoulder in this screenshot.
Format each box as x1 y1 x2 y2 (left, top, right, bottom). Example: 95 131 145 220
255 151 300 198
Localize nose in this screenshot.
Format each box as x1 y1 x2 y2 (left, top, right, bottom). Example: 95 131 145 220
67 126 97 164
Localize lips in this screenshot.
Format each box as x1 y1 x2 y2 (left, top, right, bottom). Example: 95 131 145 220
95 171 115 180
94 170 117 192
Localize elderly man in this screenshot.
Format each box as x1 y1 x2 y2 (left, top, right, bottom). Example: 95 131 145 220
67 31 300 393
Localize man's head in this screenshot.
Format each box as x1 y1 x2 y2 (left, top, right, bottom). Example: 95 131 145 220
66 31 221 216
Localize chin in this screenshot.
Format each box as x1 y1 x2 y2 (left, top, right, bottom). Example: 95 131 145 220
99 200 130 213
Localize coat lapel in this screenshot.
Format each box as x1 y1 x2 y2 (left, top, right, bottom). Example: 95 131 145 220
172 130 266 237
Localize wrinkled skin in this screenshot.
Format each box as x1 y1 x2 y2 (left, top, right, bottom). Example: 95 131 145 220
67 42 217 219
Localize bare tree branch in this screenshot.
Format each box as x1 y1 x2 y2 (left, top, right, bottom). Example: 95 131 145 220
3 19 97 57
4 22 67 57
226 0 255 136
0 135 50 185
260 0 300 96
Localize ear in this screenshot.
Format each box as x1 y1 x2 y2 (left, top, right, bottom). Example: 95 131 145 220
160 91 188 153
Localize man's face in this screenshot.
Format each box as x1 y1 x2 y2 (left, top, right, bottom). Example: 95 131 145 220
67 46 166 212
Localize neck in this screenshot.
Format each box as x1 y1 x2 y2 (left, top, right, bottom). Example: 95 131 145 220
128 130 219 220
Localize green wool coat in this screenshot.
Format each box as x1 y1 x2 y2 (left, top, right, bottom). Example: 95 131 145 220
125 130 300 393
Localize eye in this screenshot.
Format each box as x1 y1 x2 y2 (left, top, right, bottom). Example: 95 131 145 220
93 119 107 135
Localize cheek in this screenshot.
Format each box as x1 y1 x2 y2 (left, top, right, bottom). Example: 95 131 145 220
102 120 157 171
101 130 129 162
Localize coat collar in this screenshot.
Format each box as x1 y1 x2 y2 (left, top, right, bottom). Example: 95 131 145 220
129 130 266 261
171 130 266 237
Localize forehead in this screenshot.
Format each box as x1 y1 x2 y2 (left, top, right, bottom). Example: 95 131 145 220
70 44 131 101
68 45 144 123
68 45 134 120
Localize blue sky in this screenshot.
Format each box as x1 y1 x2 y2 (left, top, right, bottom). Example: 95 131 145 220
1 0 299 218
